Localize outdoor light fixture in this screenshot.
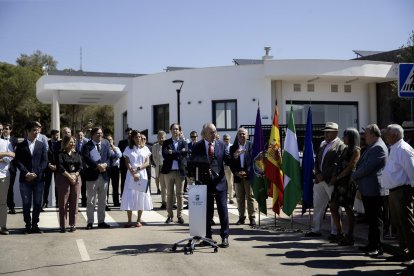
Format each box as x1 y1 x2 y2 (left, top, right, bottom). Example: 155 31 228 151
172 80 184 124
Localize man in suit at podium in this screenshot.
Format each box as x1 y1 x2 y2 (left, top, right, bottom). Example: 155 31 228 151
188 123 230 248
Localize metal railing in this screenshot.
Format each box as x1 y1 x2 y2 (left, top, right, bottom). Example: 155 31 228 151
240 124 326 152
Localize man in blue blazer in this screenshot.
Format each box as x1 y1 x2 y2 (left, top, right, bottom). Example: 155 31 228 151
352 123 388 257
81 127 111 229
161 123 188 224
15 121 48 234
188 123 230 248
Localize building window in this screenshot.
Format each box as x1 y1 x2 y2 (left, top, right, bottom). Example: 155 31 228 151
213 100 237 131
344 85 352 93
122 111 128 139
294 83 301 92
307 83 315 92
286 100 358 134
331 84 338 93
153 104 169 134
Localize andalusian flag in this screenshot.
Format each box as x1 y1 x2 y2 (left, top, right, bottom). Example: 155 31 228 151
250 105 268 214
264 107 284 214
301 107 314 214
282 106 302 216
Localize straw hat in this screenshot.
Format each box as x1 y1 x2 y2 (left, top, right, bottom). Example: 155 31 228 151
322 122 339 132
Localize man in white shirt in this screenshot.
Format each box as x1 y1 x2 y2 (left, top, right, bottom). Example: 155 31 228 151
0 129 15 235
382 124 414 267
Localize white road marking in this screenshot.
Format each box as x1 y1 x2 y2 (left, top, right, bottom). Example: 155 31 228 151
76 239 91 261
79 210 119 227
38 208 60 229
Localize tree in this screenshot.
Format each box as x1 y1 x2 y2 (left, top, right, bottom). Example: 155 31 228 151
16 50 57 73
0 62 48 136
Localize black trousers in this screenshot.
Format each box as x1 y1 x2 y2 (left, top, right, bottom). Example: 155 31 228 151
107 166 120 206
43 168 57 206
80 169 87 206
120 168 127 197
6 169 16 209
362 195 384 249
389 186 414 256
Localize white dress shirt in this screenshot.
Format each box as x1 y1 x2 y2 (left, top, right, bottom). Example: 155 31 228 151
381 139 414 189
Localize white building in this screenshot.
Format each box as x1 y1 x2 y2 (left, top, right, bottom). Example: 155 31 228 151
36 58 397 143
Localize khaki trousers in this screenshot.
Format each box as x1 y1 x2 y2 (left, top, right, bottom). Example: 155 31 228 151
0 176 10 228
86 175 108 224
235 178 256 219
164 171 184 218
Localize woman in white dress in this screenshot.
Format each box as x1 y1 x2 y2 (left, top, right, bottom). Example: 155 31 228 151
121 130 153 227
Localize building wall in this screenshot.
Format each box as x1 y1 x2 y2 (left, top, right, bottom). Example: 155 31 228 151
128 65 271 142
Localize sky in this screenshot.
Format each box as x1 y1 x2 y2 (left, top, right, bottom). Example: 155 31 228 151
0 0 413 74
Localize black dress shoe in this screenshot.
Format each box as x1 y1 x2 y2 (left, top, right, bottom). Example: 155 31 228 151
98 222 111 228
165 217 173 223
30 227 43 234
69 226 77 232
402 259 414 267
304 231 322 237
86 223 93 230
177 217 184 224
160 203 167 210
249 219 256 226
220 237 229 248
23 227 31 234
8 208 16 214
60 228 66 233
236 219 245 225
366 248 383 257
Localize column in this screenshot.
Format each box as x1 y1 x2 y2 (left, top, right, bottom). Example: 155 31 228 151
52 90 60 131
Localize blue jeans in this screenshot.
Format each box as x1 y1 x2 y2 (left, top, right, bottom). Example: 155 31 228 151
20 180 44 228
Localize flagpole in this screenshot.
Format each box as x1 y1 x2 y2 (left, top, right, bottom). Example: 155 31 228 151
258 210 261 226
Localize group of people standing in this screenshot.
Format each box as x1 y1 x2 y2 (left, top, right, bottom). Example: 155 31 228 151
305 121 414 268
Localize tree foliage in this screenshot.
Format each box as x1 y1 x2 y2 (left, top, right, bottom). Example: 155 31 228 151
1 50 114 137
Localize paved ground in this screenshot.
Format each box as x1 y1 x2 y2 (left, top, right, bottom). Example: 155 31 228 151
0 177 412 276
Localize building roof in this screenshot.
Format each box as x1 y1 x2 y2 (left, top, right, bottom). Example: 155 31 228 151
47 70 145 78
353 48 406 63
233 59 264 65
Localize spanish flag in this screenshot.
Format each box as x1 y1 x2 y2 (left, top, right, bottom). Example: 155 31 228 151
264 107 284 214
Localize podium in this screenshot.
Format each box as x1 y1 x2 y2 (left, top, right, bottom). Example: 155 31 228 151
171 183 218 254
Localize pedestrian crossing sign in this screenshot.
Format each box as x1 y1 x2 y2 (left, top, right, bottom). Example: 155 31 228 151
399 63 414 98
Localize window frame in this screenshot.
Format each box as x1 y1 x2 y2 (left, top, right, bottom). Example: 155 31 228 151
153 104 170 134
212 99 238 131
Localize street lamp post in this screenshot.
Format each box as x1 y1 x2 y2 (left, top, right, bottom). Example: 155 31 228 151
172 80 184 125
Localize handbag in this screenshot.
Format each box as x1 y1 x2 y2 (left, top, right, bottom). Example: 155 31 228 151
128 170 148 192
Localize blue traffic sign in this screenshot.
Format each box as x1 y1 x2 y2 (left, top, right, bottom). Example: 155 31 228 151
399 63 414 98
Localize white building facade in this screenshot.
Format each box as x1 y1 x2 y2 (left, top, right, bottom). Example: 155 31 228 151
36 59 397 143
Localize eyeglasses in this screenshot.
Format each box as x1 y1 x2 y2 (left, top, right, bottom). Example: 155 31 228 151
190 136 197 138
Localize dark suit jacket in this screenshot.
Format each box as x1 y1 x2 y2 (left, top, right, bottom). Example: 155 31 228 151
15 139 48 182
188 140 229 193
229 141 252 183
352 138 388 196
315 138 346 184
47 140 62 165
160 138 188 176
76 138 89 153
81 140 111 181
118 139 129 171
